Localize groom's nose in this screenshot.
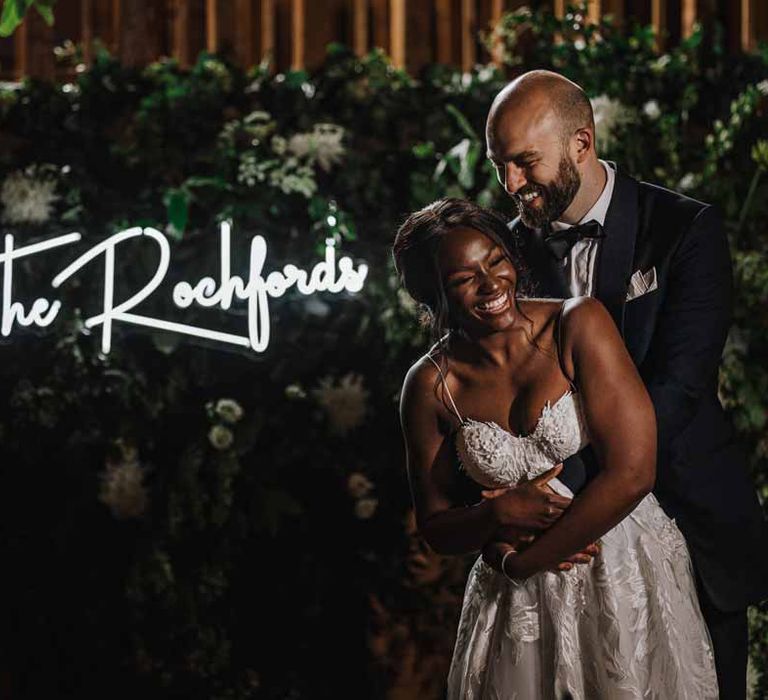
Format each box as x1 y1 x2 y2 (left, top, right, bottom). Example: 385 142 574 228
502 162 527 195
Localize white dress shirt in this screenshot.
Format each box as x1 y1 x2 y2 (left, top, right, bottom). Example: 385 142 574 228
549 159 615 297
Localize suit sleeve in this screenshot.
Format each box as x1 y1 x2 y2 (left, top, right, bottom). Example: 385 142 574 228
642 204 733 456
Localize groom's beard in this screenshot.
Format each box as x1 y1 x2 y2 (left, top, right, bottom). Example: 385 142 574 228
515 155 581 229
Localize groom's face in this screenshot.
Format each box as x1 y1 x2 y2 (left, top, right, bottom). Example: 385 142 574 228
486 107 581 228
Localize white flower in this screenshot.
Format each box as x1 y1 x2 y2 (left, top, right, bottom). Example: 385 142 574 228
1 165 59 224
574 38 586 51
208 424 234 450
643 100 661 120
214 398 244 424
756 79 768 96
590 95 635 153
312 372 369 435
677 173 697 192
99 457 148 519
354 497 378 519
347 472 374 498
285 383 307 400
287 123 345 172
747 655 760 699
271 135 287 155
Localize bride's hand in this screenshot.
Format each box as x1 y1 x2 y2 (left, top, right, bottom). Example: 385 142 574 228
481 464 571 531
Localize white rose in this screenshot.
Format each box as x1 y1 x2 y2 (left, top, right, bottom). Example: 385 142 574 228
215 398 244 424
354 497 378 519
208 424 234 450
347 472 374 498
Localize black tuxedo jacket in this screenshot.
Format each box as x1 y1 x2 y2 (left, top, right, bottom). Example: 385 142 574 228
509 164 768 612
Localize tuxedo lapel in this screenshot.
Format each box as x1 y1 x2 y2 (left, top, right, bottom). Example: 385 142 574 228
594 167 639 334
510 217 569 298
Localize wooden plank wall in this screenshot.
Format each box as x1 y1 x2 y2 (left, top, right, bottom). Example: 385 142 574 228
1 0 766 80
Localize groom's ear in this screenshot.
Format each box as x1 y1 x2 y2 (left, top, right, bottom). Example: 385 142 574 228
573 127 595 162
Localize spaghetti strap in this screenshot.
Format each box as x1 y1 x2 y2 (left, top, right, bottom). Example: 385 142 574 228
555 301 578 392
425 354 465 424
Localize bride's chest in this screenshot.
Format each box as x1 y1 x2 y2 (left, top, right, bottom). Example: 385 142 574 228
455 393 589 489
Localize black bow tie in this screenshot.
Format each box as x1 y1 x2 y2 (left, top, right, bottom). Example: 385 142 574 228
543 220 605 261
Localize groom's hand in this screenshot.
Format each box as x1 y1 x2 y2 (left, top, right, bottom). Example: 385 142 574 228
480 464 571 531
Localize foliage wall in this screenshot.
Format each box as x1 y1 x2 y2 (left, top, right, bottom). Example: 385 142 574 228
0 5 767 698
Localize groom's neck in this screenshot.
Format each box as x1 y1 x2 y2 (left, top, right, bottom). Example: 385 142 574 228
558 159 608 225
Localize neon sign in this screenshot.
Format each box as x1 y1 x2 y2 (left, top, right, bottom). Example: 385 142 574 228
1 222 368 353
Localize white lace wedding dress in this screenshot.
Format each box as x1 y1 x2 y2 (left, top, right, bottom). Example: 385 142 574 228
426 356 719 699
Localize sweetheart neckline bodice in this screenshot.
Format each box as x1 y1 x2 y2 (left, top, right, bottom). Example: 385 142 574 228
455 390 589 489
458 390 574 441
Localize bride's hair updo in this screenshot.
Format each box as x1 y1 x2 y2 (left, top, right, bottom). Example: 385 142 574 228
392 197 531 346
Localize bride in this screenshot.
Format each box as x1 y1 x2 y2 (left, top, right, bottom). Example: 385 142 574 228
393 197 718 699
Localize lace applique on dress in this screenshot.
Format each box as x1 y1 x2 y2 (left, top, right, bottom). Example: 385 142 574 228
446 390 719 700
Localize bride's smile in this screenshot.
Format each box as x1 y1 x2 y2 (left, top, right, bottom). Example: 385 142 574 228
437 226 519 333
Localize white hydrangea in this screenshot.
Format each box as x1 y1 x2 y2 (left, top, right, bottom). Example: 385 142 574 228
677 173 697 192
756 79 768 96
312 372 369 435
347 472 374 499
1 165 59 224
214 398 244 424
208 424 234 450
354 497 378 519
287 123 345 172
590 95 635 153
99 454 148 520
642 100 661 120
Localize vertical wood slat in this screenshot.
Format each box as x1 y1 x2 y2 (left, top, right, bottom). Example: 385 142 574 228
206 0 218 52
370 0 388 51
681 0 697 38
14 2 56 80
740 0 755 51
81 0 94 66
489 0 505 65
291 0 304 69
389 0 405 69
460 0 476 71
602 0 624 24
261 0 275 64
435 0 452 65
170 0 191 67
353 0 368 56
652 0 667 48
112 0 121 55
13 20 28 79
233 0 255 66
587 0 601 25
553 0 566 18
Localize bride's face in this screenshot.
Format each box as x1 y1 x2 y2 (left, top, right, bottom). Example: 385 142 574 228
437 226 519 334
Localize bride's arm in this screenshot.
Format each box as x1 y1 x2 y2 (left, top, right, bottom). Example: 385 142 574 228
502 297 657 579
399 357 569 556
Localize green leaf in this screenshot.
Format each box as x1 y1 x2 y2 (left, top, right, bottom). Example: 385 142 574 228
0 0 31 38
34 0 54 25
445 104 479 140
164 188 190 239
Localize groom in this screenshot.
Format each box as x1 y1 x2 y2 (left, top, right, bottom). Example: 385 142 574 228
481 70 768 699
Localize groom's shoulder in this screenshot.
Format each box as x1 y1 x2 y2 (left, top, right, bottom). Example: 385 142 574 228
636 177 711 221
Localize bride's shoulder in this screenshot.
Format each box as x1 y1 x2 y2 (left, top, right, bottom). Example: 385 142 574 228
560 296 619 345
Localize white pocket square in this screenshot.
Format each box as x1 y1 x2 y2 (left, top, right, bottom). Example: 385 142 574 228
626 266 658 301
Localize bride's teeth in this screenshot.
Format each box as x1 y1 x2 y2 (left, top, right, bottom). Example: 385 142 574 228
477 294 508 312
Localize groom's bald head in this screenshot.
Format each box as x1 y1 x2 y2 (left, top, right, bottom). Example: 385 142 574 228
486 71 604 227
487 70 593 147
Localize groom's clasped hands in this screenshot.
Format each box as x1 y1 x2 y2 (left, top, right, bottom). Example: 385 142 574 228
480 463 600 574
